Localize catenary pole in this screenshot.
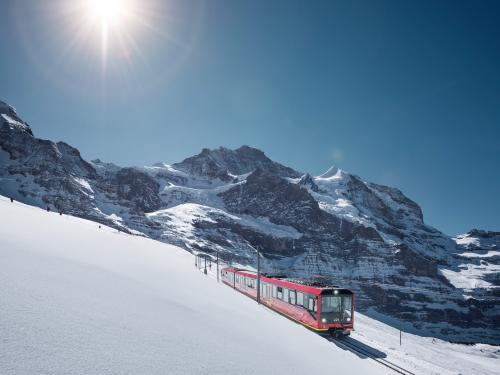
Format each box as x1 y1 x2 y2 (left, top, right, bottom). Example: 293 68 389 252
257 247 261 304
216 249 219 283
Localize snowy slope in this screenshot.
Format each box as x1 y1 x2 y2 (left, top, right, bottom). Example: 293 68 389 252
0 196 385 375
1 197 498 375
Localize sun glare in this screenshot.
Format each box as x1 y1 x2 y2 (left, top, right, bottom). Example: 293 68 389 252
16 0 200 96
85 0 130 27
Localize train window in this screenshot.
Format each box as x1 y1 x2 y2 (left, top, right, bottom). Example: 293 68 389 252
310 298 317 312
297 292 304 306
305 294 317 312
289 290 296 305
277 286 283 300
272 285 277 298
284 288 289 303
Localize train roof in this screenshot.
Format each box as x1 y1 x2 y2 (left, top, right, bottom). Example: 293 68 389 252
279 278 339 288
221 267 353 295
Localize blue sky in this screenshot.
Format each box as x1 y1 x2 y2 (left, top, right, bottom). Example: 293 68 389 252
0 0 499 235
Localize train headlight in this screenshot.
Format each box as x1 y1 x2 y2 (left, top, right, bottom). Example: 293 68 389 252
321 318 327 323
346 317 351 322
334 290 339 295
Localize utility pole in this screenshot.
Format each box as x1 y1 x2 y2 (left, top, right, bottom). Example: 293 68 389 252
216 249 219 283
204 256 207 275
257 247 261 304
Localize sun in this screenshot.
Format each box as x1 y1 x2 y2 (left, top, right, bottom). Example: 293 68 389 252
79 0 137 71
85 0 130 27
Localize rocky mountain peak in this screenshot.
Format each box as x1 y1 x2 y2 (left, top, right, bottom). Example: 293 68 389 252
467 229 500 239
234 145 266 158
0 100 33 136
173 145 301 180
318 165 340 179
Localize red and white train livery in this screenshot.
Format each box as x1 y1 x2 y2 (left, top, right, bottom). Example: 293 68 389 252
221 267 354 335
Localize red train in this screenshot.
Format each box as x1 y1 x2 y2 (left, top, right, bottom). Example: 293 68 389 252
221 267 354 336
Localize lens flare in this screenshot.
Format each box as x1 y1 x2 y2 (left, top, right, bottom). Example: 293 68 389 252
12 0 203 99
85 0 129 27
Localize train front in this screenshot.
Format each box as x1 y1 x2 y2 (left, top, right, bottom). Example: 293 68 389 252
319 289 354 336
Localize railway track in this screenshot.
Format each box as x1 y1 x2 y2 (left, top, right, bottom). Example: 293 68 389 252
211 264 417 374
333 337 416 375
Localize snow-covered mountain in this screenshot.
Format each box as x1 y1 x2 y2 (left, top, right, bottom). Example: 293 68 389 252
3 197 499 375
1 100 498 344
447 230 500 293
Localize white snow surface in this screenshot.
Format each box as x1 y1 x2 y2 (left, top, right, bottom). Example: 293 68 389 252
148 203 302 240
1 197 498 375
73 176 94 193
445 233 500 291
0 112 31 134
454 235 481 247
459 251 500 259
317 165 341 179
439 266 499 290
0 197 383 375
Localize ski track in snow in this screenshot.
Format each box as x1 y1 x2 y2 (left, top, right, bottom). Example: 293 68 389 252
0 196 498 375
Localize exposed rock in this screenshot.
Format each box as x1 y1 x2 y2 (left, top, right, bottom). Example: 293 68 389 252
298 173 320 192
173 145 301 180
112 168 161 212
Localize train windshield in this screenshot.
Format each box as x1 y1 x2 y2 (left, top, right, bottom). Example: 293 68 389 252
320 295 352 324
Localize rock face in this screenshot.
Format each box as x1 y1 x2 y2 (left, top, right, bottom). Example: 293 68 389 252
112 168 161 212
172 146 301 182
449 230 500 294
1 100 499 344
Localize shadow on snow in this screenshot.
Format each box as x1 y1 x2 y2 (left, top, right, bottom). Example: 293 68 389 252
323 335 387 359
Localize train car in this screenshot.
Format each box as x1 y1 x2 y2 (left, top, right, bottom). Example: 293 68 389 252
221 267 354 336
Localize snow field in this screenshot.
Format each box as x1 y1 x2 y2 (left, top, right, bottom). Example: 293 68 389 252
1 196 498 375
0 197 387 375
